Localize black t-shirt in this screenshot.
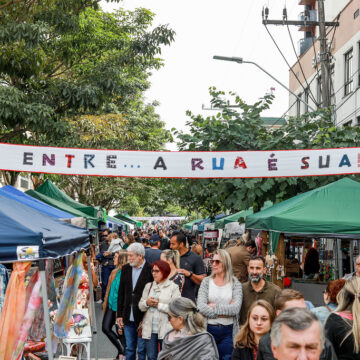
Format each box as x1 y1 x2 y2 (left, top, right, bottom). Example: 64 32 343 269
325 312 360 360
180 249 205 302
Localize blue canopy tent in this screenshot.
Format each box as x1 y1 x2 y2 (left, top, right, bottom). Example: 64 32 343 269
0 185 76 220
197 214 227 231
0 194 91 360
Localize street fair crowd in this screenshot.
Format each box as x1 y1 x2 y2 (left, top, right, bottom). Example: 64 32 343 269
1 223 360 360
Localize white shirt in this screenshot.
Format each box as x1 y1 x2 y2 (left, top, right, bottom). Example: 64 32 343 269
207 278 233 325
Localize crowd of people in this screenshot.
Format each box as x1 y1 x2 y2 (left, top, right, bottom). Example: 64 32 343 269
93 226 360 360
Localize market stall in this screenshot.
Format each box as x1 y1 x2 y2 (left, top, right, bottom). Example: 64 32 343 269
0 194 91 359
245 178 360 305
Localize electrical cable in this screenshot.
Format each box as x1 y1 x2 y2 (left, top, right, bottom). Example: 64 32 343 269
264 23 314 103
285 7 318 106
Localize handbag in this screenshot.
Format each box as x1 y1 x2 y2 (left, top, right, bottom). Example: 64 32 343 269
137 282 154 338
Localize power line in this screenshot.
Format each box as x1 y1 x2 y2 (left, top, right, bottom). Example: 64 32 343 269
285 8 318 106
264 23 316 106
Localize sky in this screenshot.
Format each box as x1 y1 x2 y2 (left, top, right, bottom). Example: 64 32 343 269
101 0 304 149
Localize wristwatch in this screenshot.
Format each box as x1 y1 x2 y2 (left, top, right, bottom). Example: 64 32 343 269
188 271 193 278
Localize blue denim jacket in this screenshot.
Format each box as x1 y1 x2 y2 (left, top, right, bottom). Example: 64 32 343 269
311 302 337 324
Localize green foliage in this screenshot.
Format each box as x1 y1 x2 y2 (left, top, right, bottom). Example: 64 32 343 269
173 88 360 215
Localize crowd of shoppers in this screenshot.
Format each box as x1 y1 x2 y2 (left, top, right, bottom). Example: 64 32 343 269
95 227 360 360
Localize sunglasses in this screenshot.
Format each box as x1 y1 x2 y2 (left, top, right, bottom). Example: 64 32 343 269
210 259 221 265
152 269 160 273
356 263 360 266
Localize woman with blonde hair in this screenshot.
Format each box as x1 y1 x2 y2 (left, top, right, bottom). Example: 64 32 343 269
197 249 242 360
232 300 275 360
161 249 185 293
102 250 128 360
325 277 360 359
158 297 219 360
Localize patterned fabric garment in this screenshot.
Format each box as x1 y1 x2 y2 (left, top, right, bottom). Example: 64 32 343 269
29 260 58 341
0 264 9 316
12 269 42 360
54 253 83 338
0 262 32 360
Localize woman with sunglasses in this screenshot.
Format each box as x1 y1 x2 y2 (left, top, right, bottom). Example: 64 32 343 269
158 297 219 360
197 249 242 360
138 259 181 360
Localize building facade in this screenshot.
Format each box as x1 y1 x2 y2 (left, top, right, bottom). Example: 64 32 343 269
289 0 360 127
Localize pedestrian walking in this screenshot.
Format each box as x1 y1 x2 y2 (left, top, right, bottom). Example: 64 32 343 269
158 297 219 360
325 277 360 359
232 300 275 360
160 249 185 293
270 308 324 360
197 249 242 360
170 232 205 302
240 256 281 325
99 230 115 301
145 235 162 265
138 260 181 360
102 250 128 360
257 288 337 360
312 279 346 324
116 243 153 360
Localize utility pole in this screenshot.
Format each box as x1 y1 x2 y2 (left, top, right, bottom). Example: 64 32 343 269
318 0 331 107
262 1 339 109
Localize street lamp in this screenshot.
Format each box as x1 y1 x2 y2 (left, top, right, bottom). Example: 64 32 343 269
213 55 316 112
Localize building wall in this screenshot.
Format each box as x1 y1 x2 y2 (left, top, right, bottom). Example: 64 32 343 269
289 0 360 127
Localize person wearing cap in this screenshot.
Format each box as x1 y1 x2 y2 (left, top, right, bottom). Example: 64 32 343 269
145 234 162 265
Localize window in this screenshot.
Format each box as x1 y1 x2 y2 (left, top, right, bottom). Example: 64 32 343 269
343 120 353 127
304 88 309 113
296 93 302 118
330 65 335 105
317 76 322 106
356 116 360 126
344 49 353 96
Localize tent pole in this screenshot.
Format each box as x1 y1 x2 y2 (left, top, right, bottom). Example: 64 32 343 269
87 252 99 360
39 259 54 360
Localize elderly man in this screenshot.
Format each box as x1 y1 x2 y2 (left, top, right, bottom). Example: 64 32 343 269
271 307 324 360
258 289 336 360
116 243 153 360
344 254 360 280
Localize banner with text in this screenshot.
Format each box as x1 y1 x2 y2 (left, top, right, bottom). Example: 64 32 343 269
0 143 359 178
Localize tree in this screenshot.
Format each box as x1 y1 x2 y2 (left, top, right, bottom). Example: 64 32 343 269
174 88 360 215
1 1 178 212
0 1 175 185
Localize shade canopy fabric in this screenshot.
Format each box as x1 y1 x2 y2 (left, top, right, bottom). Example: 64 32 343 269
26 189 98 229
245 178 360 239
106 216 129 234
215 201 273 229
114 214 142 227
184 219 204 230
197 214 227 231
0 185 75 219
35 180 106 222
0 194 89 262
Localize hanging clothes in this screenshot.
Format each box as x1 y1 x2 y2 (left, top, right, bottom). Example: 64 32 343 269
54 252 83 338
29 260 58 341
12 269 42 360
0 264 9 316
0 261 32 360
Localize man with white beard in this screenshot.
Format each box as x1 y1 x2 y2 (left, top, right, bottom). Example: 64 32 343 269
239 255 281 325
116 243 153 360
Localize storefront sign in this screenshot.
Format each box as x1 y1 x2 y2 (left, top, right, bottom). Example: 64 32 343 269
2 143 360 178
204 231 218 239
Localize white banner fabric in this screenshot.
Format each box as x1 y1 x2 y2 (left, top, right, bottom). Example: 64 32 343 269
0 143 359 178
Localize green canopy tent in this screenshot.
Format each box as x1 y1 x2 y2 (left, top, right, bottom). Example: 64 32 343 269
246 178 360 255
114 214 142 228
106 215 130 234
35 180 106 223
214 201 273 229
26 189 98 229
184 218 203 230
